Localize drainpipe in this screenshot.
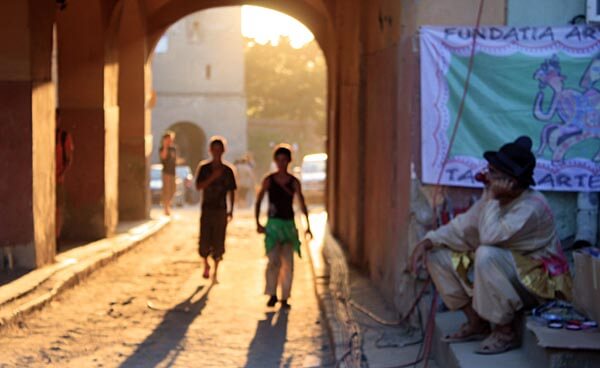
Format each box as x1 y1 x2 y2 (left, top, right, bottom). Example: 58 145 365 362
574 192 599 248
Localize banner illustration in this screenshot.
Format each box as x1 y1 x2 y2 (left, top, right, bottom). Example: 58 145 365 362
420 25 600 191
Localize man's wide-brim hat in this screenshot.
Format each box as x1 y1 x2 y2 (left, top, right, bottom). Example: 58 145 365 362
483 136 536 186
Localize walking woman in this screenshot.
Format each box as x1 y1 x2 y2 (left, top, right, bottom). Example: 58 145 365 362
255 144 312 309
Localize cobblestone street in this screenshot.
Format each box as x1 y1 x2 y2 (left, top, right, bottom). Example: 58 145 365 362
0 207 333 368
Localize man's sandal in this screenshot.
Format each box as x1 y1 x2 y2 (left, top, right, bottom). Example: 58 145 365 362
475 330 519 354
442 322 491 343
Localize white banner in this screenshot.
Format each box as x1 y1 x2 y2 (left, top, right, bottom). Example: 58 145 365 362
420 25 600 191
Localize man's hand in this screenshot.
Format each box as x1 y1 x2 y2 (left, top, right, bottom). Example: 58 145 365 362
257 224 266 234
489 178 516 200
305 228 313 240
409 239 433 275
227 211 233 223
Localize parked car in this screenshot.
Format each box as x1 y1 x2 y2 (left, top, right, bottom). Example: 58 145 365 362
150 164 185 207
176 165 200 204
300 153 327 203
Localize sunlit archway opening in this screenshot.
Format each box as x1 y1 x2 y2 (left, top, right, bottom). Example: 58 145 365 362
150 5 327 208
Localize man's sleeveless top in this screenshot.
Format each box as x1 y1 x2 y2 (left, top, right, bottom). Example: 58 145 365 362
267 174 295 220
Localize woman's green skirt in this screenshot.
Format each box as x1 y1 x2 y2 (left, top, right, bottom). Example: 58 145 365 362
265 218 301 256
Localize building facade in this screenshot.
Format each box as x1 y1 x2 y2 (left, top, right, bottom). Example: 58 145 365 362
151 7 247 169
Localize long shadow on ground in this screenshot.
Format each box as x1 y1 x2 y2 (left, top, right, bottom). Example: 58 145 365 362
119 283 213 368
244 310 289 368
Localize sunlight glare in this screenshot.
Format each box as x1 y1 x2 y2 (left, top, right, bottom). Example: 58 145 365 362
241 6 314 48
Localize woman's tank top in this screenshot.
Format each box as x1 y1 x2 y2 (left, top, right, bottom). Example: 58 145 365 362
267 174 295 220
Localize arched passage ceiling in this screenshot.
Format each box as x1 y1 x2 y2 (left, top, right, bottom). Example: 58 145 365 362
142 0 333 60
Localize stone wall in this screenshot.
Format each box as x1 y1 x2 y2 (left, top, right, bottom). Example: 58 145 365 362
362 0 507 314
508 0 586 26
0 0 56 268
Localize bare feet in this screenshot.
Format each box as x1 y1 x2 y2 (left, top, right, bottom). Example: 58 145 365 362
203 260 210 279
267 295 278 307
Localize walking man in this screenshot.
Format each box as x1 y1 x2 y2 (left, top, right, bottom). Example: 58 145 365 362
195 137 237 282
159 132 177 216
255 144 312 309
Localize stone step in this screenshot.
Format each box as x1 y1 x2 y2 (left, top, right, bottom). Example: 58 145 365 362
433 311 600 368
433 311 531 368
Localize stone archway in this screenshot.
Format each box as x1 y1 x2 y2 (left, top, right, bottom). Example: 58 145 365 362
144 0 333 62
168 122 208 170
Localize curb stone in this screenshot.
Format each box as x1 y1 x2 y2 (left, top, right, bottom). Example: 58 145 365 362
0 217 170 329
305 217 365 368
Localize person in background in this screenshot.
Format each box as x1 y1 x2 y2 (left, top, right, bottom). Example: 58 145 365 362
234 156 256 208
195 137 237 282
255 144 312 309
159 132 177 216
56 110 74 240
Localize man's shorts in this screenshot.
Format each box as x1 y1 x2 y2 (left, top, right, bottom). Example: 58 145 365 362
199 209 228 261
162 173 176 202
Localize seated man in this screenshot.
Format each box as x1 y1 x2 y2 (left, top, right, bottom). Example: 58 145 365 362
411 136 572 355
